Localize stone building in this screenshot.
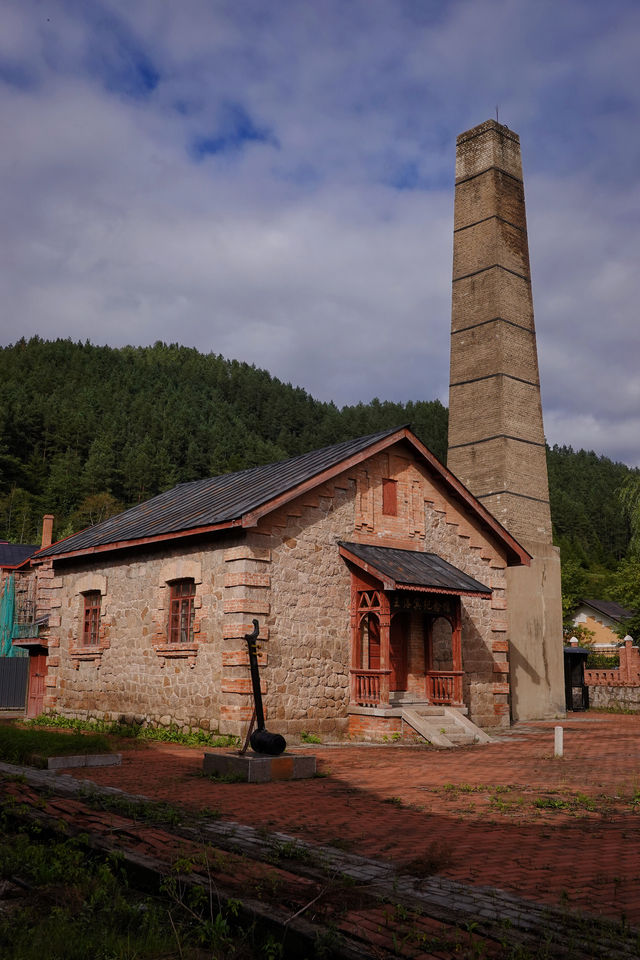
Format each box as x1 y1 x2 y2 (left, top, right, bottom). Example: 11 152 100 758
16 426 529 738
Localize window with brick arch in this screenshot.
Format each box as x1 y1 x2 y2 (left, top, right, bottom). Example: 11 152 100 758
169 579 196 644
382 478 398 516
83 591 101 646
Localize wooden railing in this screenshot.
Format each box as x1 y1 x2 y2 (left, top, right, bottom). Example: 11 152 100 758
427 671 463 705
350 669 391 706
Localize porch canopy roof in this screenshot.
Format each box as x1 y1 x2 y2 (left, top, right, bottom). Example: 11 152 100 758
339 541 491 598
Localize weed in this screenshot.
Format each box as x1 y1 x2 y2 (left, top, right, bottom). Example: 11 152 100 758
383 796 403 806
534 792 597 812
300 730 322 744
391 732 402 742
268 839 316 865
203 770 246 784
314 923 343 959
0 812 251 960
79 789 183 827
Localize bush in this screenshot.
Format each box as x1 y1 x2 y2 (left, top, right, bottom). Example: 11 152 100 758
585 652 620 669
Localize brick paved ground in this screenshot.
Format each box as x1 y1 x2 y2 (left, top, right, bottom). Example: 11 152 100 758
55 712 640 927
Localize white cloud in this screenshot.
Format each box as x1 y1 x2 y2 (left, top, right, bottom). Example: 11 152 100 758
1 0 639 465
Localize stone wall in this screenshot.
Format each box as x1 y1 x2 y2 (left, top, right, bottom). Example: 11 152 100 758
41 538 241 730
588 686 640 712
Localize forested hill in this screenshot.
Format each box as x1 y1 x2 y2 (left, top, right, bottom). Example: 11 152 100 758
0 338 636 590
0 338 448 543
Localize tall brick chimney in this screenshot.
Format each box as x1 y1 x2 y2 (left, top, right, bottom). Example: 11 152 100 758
447 119 551 543
447 120 564 721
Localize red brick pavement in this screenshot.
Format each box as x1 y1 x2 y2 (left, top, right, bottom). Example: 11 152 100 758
59 713 640 925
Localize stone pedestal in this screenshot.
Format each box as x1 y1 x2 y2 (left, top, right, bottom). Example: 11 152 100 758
203 751 316 783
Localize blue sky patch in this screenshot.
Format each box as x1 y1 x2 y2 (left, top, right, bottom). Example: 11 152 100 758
192 103 278 159
85 7 159 99
0 57 38 91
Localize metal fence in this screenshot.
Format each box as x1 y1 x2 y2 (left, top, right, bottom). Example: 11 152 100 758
0 657 28 710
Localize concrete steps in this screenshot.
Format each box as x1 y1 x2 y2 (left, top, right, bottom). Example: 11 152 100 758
401 705 493 748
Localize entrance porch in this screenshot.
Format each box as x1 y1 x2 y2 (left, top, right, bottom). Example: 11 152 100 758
338 541 493 739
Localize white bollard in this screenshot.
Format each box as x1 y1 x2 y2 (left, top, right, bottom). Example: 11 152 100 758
554 725 563 758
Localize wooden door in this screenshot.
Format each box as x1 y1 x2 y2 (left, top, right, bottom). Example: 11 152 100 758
389 612 408 691
27 653 47 718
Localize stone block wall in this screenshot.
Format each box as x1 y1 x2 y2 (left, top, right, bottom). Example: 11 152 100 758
39 539 239 730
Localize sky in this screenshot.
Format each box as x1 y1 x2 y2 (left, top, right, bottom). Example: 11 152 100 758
1 0 639 466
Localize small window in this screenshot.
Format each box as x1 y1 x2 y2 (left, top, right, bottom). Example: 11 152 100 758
382 478 398 516
83 591 101 646
169 579 196 644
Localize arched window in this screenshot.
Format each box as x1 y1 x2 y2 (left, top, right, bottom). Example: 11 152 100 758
359 613 381 670
169 579 195 644
431 616 454 672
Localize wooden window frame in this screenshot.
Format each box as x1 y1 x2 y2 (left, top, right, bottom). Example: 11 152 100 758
169 579 196 645
83 591 101 646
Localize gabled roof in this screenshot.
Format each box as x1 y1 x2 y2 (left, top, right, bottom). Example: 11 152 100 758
36 425 530 565
0 542 39 568
339 542 492 597
579 598 635 623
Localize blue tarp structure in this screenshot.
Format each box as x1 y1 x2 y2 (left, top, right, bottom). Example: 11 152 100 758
0 575 26 658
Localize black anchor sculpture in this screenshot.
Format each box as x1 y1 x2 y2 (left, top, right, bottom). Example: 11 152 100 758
244 619 286 756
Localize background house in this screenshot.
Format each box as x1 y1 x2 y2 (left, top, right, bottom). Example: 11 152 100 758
573 598 634 650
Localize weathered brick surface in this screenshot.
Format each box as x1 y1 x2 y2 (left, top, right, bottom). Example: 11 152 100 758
455 120 523 182
449 321 540 387
454 167 527 232
449 379 546 448
451 269 534 333
453 216 530 280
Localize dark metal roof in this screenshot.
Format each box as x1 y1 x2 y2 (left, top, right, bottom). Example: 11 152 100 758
38 427 406 558
0 542 39 567
580 599 635 622
339 541 491 596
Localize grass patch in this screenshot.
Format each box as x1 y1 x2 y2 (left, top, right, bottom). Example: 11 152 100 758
0 802 274 959
0 725 111 766
300 730 322 744
27 712 240 749
78 789 184 827
533 792 597 812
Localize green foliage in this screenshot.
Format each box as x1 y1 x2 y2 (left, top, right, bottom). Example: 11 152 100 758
585 652 619 669
0 725 111 765
619 474 640 558
0 337 448 543
548 444 635 564
0 810 272 959
300 730 322 744
26 712 240 749
562 622 595 645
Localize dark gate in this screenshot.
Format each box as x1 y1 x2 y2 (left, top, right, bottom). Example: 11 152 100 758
0 657 29 710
